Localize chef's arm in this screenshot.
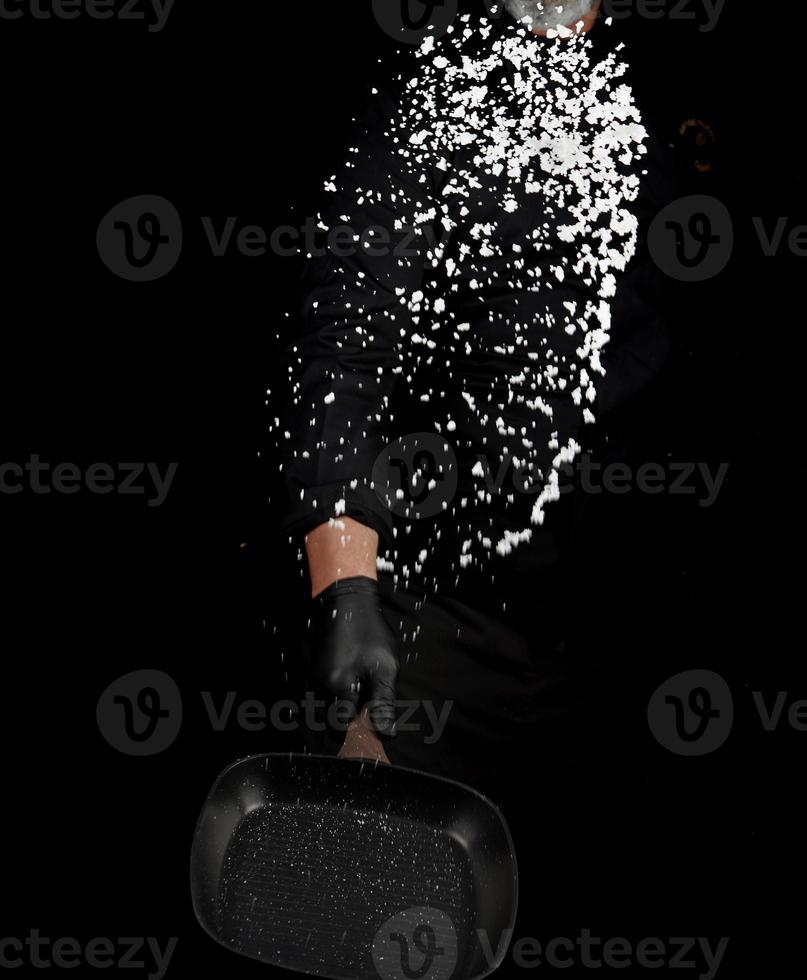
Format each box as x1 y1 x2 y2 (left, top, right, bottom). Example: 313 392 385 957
305 517 379 599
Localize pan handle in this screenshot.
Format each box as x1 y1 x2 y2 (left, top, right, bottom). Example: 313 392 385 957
337 707 391 765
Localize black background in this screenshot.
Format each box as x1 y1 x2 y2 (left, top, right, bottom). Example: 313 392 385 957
1 1 804 978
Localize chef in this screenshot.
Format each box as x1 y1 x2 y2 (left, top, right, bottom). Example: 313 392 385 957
275 0 680 789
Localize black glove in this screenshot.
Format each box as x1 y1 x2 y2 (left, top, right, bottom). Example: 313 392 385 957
309 575 399 735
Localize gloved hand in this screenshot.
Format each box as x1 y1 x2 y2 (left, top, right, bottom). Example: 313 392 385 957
309 575 399 735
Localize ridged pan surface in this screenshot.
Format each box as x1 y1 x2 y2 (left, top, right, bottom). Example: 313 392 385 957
191 754 517 980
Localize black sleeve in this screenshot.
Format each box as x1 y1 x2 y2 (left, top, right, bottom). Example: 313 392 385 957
276 77 438 553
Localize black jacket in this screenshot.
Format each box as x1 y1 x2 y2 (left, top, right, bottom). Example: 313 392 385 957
275 10 681 590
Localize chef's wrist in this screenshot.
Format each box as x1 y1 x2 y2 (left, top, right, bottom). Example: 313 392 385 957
305 517 379 599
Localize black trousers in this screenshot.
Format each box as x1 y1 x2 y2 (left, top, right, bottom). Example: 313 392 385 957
381 566 635 792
